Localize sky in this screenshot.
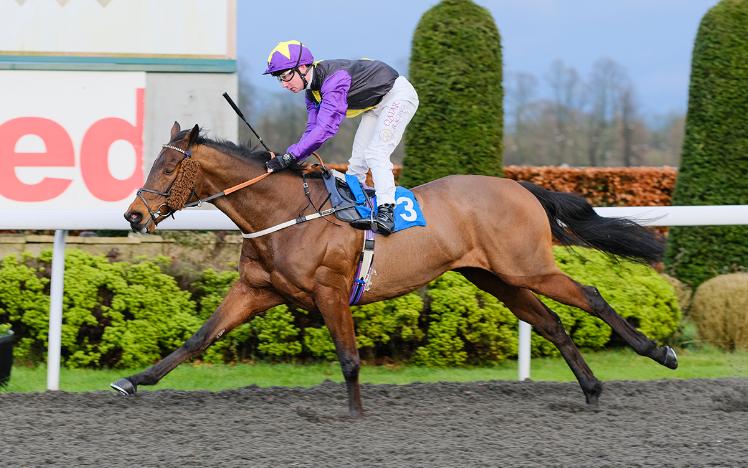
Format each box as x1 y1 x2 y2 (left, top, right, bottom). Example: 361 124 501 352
236 0 719 118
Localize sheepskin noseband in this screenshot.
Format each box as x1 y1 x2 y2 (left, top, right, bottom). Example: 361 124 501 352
166 157 201 210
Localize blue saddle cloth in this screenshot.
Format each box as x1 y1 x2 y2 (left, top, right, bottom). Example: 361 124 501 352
344 174 427 232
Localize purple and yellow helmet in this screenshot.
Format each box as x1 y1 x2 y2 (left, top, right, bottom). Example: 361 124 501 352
263 40 314 75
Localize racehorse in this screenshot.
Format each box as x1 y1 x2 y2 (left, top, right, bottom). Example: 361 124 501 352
112 122 677 417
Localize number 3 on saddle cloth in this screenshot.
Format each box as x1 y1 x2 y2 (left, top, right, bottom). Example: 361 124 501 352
319 169 426 232
345 174 427 232
320 170 427 304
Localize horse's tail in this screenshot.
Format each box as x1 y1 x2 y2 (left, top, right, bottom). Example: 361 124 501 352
518 181 664 264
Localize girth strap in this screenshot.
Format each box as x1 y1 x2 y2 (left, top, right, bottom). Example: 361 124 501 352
241 207 340 239
349 229 376 305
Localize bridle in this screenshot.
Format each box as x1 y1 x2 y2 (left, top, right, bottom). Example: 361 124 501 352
136 142 340 237
136 144 193 226
136 143 271 228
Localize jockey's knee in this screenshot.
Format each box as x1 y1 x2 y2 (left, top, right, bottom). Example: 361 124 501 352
363 154 394 172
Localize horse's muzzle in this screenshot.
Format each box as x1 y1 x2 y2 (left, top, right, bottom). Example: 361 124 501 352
124 210 148 233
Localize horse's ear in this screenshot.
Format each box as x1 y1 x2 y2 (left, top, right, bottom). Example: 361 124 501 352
170 121 181 140
187 124 200 147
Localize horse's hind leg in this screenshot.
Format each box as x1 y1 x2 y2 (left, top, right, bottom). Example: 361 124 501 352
459 268 603 404
514 272 678 369
111 282 282 395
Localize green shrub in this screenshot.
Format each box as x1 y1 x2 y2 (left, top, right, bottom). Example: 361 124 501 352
690 273 748 350
545 247 681 349
0 253 50 363
414 272 518 366
0 246 683 368
410 248 680 366
191 269 240 320
351 293 424 360
250 306 303 359
402 0 503 187
0 250 201 368
303 326 337 361
661 273 693 313
102 258 201 368
665 0 748 286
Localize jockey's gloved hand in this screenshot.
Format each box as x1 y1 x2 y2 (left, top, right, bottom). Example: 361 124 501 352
266 152 295 172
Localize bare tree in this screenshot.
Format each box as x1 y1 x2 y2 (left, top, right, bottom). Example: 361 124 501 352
620 86 637 166
545 60 585 162
645 113 685 166
584 58 629 166
505 72 539 164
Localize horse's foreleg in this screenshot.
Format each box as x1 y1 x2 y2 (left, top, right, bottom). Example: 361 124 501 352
459 268 603 404
516 272 678 370
315 286 363 417
111 282 282 395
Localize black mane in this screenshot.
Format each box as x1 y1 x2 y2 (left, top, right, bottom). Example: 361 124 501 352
172 128 315 175
172 129 270 162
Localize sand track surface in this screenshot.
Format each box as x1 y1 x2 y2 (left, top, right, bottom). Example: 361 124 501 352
1 378 747 467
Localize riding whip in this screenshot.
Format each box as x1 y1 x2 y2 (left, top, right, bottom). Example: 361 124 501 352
222 92 272 153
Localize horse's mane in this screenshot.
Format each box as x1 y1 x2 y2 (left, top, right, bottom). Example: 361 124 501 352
174 128 316 176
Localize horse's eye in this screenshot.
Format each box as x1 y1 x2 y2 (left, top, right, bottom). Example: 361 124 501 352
163 158 180 174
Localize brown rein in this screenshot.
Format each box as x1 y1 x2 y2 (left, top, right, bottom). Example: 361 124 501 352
188 151 325 204
138 146 326 226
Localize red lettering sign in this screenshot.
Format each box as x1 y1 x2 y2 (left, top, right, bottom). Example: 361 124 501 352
0 117 75 202
81 88 145 201
0 88 145 203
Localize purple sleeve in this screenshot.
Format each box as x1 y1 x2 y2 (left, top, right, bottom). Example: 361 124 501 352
287 70 350 158
297 95 319 142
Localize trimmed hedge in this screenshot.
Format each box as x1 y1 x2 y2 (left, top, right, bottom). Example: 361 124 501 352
504 166 677 206
690 273 748 351
328 164 677 207
0 248 680 367
665 0 748 286
544 248 681 349
0 251 201 368
401 0 503 187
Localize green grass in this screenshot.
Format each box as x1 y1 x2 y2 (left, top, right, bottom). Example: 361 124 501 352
2 347 746 393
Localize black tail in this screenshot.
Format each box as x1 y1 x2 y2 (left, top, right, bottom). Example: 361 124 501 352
519 181 664 264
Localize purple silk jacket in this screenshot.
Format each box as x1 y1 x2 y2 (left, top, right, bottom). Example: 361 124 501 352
287 59 399 159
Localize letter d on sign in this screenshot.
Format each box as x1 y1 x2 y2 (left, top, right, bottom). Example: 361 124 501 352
81 88 145 202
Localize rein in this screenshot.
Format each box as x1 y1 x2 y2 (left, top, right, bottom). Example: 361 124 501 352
185 172 271 208
137 145 334 236
137 144 270 226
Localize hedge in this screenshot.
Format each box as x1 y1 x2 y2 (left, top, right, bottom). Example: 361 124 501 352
503 166 677 206
0 248 680 367
329 164 676 207
664 0 748 286
401 0 503 187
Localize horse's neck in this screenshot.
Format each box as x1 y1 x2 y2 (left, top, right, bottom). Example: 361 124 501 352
197 146 306 235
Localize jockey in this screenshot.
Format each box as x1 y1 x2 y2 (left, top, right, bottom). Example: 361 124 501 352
263 40 419 236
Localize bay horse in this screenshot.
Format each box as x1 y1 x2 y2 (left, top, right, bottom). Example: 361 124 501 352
112 122 677 416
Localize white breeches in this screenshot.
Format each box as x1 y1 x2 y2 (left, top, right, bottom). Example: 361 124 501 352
346 76 419 206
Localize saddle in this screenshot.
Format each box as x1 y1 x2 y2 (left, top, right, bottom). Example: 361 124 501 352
321 169 375 225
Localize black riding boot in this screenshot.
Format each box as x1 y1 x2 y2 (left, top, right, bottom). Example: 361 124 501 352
374 203 395 236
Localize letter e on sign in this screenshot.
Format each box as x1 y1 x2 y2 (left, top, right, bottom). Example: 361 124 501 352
0 117 74 202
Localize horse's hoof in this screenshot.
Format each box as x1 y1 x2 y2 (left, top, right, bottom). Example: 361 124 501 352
584 381 603 406
662 346 678 369
110 378 137 396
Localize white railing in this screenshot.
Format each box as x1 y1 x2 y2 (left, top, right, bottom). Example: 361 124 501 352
4 205 748 389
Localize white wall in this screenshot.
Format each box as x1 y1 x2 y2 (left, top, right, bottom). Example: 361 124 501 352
143 73 238 175
0 0 235 58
